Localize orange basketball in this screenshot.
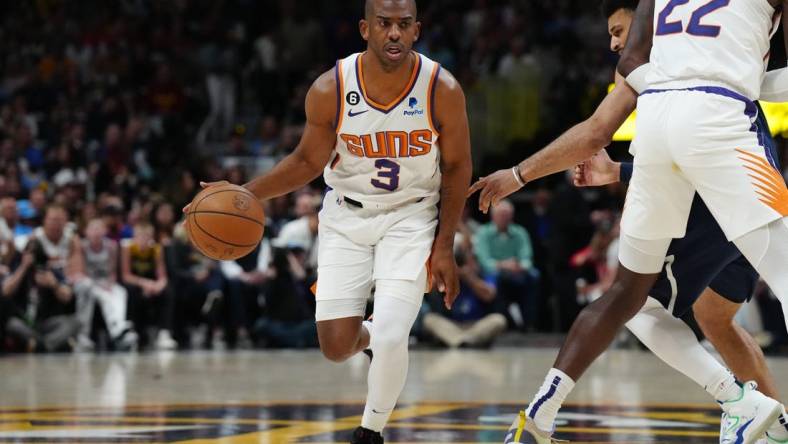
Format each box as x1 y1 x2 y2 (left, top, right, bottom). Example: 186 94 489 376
186 183 265 261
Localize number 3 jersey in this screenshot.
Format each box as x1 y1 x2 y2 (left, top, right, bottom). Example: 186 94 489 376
324 52 442 207
648 0 779 100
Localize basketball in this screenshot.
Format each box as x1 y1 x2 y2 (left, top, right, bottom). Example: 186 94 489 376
186 183 265 261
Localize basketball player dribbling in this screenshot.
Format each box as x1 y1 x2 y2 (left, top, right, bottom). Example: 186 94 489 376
185 1 472 442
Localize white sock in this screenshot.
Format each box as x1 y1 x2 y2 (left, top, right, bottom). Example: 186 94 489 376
360 284 422 432
625 298 737 401
705 368 742 404
734 217 788 329
525 368 575 433
767 412 788 441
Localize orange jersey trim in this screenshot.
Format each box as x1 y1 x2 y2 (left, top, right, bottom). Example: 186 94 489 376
357 52 422 113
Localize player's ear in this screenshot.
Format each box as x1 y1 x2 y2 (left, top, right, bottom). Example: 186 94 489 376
359 19 369 41
414 21 421 41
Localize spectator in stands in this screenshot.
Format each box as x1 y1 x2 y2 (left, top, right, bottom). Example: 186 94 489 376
121 221 176 350
0 205 81 352
249 116 281 157
474 199 539 330
167 222 224 349
0 196 26 258
73 218 136 351
423 239 506 348
220 238 271 349
273 192 319 271
153 202 177 246
253 246 317 348
101 200 132 242
569 213 619 305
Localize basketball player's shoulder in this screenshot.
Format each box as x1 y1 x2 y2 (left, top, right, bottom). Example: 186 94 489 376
305 67 339 125
431 66 466 122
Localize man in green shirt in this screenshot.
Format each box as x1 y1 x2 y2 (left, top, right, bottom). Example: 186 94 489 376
473 200 539 330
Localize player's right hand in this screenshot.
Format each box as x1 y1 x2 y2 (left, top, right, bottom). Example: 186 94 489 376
467 168 522 214
181 181 230 214
573 151 620 187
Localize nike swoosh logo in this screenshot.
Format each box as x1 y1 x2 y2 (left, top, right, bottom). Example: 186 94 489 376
348 109 368 117
734 417 754 444
371 409 389 414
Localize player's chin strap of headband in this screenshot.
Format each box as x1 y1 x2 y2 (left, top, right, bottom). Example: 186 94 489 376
624 63 651 94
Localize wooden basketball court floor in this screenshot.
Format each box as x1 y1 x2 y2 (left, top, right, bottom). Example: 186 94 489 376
2 349 787 443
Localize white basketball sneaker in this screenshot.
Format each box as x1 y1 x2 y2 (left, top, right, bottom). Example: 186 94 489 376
503 411 562 444
719 381 782 444
765 406 788 443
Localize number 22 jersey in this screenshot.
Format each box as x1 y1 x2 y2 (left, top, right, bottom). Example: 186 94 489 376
325 52 442 207
648 0 780 100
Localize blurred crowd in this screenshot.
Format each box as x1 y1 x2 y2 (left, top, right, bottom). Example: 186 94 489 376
0 0 786 353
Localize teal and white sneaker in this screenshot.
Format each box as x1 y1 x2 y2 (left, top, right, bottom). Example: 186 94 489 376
719 381 782 444
765 406 788 443
503 411 562 444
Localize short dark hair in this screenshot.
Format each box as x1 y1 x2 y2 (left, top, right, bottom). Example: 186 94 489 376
601 0 639 18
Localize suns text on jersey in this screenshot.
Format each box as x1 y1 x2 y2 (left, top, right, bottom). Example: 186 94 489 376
339 129 433 159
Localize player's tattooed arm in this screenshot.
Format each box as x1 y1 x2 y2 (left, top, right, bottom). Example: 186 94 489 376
241 70 338 201
431 68 472 309
618 0 654 78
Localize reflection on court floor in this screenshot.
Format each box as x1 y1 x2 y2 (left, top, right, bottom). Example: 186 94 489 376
4 350 787 443
0 402 724 443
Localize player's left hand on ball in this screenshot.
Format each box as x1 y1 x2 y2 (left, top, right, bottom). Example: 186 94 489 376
430 247 459 309
468 169 522 214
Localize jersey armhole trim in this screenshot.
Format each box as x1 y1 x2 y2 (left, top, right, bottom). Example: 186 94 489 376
427 63 442 136
334 60 345 133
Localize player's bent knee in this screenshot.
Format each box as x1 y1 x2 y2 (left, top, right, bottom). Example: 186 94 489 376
319 342 354 363
694 309 734 341
317 331 357 362
316 316 365 363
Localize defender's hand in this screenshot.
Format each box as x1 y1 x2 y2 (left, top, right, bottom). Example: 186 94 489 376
468 168 522 214
574 151 620 187
182 181 231 213
430 247 459 309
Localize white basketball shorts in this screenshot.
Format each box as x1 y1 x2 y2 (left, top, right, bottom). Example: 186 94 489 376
622 87 788 247
314 190 438 321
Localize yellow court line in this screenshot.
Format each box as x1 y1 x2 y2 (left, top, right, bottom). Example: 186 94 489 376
175 404 471 444
0 422 32 431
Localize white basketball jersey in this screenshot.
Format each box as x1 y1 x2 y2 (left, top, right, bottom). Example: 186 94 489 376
647 0 779 99
324 52 442 207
